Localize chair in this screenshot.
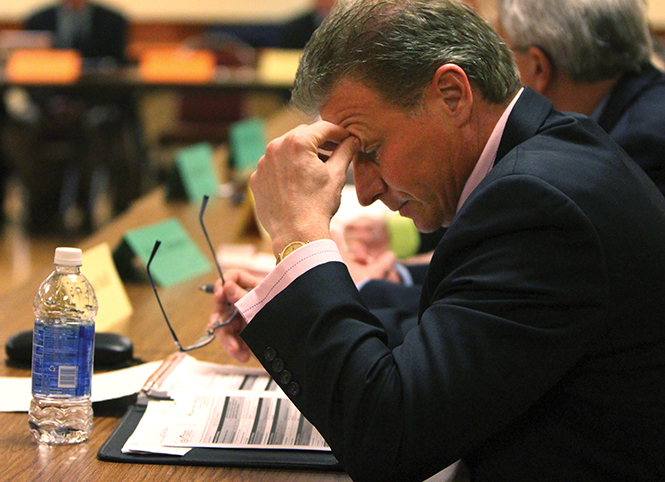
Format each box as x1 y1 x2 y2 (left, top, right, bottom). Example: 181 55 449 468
1 85 144 234
157 32 257 148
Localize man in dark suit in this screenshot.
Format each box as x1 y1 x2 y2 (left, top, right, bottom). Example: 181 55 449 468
26 0 127 65
353 0 665 317
11 0 136 234
209 1 665 480
280 0 336 49
498 0 665 196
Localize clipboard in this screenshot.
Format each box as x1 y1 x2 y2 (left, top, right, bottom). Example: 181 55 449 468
97 404 341 470
97 353 341 471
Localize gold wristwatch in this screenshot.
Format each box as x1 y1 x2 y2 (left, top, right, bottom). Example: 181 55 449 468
276 241 308 264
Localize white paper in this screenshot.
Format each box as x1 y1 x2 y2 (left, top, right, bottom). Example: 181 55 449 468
145 355 269 398
0 361 161 412
121 400 192 456
0 377 32 412
92 362 162 402
124 393 329 454
123 356 330 456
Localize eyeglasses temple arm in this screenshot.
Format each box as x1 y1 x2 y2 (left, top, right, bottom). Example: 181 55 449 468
147 240 185 352
200 194 225 284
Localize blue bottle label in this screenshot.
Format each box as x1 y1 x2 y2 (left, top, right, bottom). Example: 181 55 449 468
31 321 94 398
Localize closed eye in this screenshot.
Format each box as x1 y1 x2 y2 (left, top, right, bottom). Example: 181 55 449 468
358 148 379 165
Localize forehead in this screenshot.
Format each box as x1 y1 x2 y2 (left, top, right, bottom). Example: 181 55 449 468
320 80 399 138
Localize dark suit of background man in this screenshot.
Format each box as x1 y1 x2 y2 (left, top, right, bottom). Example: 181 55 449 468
280 0 336 49
26 0 127 64
208 1 665 481
498 0 665 196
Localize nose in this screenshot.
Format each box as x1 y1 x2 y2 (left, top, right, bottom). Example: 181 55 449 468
353 159 386 206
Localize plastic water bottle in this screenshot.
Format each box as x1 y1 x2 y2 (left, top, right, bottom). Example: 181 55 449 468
29 247 97 444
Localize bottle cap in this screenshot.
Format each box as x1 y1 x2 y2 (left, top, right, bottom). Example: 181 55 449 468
54 247 83 266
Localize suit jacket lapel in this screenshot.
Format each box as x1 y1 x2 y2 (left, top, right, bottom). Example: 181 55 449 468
596 63 662 133
495 87 554 165
418 88 554 318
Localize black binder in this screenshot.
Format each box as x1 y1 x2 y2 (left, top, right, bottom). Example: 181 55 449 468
98 403 342 471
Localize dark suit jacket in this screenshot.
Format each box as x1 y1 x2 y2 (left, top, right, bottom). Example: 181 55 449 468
596 63 665 196
241 88 665 481
25 2 128 64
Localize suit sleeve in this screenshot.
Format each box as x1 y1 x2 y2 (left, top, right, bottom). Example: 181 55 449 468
241 173 609 482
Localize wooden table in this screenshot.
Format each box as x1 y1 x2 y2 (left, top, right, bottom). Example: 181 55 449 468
0 188 351 482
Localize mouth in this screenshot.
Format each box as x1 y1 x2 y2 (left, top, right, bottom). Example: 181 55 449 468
396 201 410 216
382 200 406 213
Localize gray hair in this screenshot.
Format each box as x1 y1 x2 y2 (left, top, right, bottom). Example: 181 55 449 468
291 0 521 115
498 0 653 82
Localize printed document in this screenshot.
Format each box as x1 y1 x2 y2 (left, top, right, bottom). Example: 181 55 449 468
122 353 330 455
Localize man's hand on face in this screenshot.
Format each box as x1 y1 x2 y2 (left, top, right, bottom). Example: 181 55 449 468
249 121 360 257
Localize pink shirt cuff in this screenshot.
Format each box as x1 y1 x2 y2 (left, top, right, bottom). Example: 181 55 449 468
236 239 343 322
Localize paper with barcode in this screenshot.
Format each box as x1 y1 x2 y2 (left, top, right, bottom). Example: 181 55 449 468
150 392 328 451
122 359 329 454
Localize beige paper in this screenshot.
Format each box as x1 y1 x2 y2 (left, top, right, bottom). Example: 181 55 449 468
82 242 133 334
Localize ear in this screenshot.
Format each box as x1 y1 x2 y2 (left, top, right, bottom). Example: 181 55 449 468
516 46 554 93
429 64 473 126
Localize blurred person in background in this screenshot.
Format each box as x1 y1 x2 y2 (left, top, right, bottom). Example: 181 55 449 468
498 0 665 195
281 0 337 49
26 0 127 65
2 0 139 234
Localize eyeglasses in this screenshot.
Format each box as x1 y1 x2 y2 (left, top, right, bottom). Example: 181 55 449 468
147 194 238 352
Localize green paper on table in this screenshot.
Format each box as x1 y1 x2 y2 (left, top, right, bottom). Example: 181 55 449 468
124 218 212 287
173 142 220 202
229 118 267 173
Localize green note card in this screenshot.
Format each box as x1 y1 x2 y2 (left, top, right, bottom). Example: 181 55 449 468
171 142 220 202
122 218 211 287
229 118 267 173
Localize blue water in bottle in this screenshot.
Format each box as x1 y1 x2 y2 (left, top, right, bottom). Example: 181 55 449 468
29 247 98 444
